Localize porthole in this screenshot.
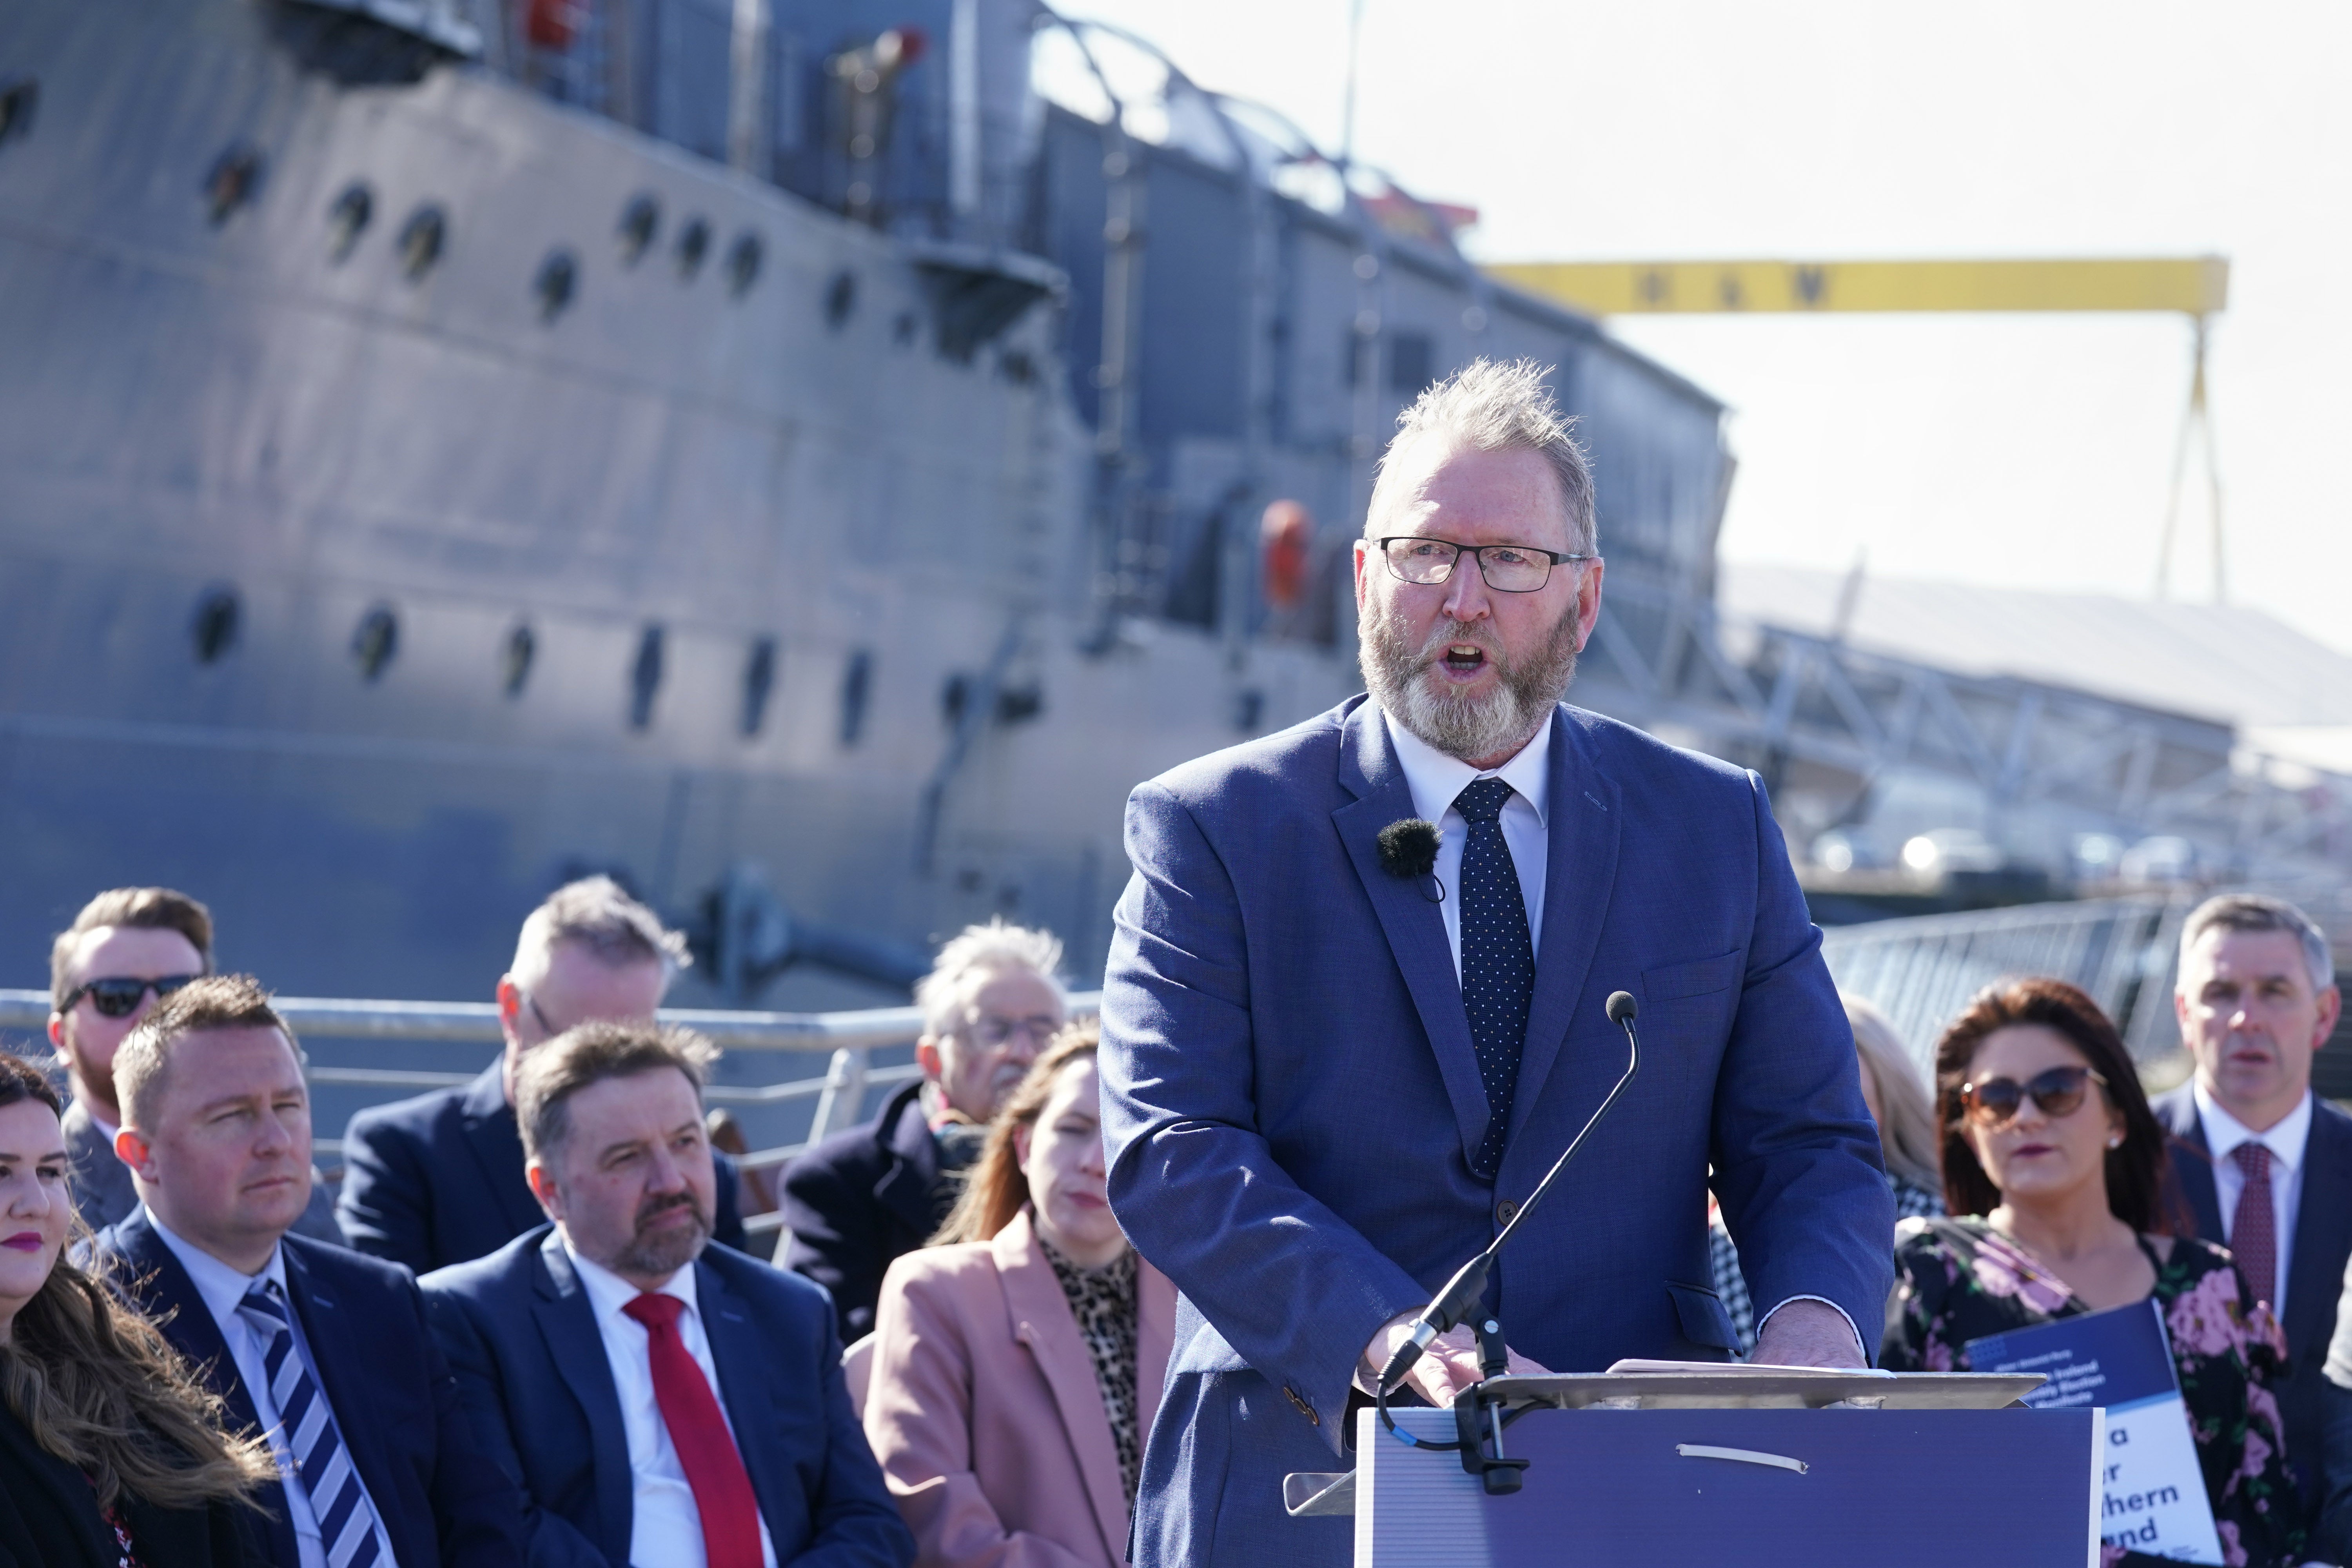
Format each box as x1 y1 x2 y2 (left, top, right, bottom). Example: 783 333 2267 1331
740 637 777 736
0 77 38 148
352 604 399 682
398 205 446 280
203 142 266 227
190 587 240 664
675 218 710 280
617 194 660 265
501 621 535 697
535 249 577 320
629 624 664 730
838 647 872 745
824 269 857 330
326 182 372 262
726 232 762 298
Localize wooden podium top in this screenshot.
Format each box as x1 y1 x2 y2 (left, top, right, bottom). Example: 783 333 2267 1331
1482 1362 2043 1411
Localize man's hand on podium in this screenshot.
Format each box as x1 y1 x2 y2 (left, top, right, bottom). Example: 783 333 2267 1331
1357 1310 1553 1408
1750 1298 1867 1368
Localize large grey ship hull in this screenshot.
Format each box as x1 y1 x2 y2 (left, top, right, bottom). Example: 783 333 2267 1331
0 0 1730 1001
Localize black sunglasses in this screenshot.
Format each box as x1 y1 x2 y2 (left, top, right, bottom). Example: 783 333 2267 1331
1959 1064 2109 1127
62 973 200 1019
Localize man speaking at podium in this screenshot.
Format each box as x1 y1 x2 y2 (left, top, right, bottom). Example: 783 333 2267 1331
1098 359 1895 1566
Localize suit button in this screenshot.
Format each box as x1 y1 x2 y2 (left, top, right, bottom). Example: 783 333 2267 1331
1285 1386 1320 1426
1496 1198 1519 1224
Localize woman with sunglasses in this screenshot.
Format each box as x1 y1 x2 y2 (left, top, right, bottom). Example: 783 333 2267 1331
1882 978 2302 1567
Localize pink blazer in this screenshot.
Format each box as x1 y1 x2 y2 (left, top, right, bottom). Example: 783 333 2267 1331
864 1209 1176 1568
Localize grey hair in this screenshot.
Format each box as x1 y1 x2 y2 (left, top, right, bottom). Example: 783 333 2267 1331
511 876 691 990
1367 358 1597 555
2179 893 2335 993
914 919 1066 1038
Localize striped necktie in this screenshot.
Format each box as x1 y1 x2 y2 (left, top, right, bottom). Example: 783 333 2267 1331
238 1282 387 1568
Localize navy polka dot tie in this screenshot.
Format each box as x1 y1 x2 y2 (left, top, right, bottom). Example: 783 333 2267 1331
1455 777 1534 1180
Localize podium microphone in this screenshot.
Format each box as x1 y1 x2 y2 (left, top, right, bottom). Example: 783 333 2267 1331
1377 991 1642 1398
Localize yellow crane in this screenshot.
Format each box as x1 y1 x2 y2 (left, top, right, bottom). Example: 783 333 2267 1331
1486 256 2230 601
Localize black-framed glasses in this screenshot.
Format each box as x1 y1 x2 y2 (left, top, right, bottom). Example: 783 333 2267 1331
1959 1065 2109 1127
62 974 200 1019
1377 536 1595 593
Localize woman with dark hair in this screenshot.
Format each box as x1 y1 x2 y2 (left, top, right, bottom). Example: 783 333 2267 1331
0 1051 274 1566
1881 980 2302 1568
862 1022 1176 1568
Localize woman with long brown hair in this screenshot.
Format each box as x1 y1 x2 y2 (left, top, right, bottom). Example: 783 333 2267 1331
862 1022 1176 1568
0 1050 273 1566
1880 979 2302 1567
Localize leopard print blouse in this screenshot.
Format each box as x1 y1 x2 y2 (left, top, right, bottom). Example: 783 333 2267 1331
1039 1234 1142 1506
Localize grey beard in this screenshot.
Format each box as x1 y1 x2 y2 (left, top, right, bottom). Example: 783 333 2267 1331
612 1192 711 1279
1360 603 1582 762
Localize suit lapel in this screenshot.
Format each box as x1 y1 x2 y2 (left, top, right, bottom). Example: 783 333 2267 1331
2284 1101 2352 1359
461 1065 546 1238
281 1241 400 1512
995 1216 1130 1564
534 1234 635 1559
2160 1091 2227 1240
872 1090 945 1236
1504 708 1623 1144
1333 701 1492 1167
699 1259 792 1535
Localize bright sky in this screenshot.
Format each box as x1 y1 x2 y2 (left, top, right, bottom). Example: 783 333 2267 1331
1061 0 2352 653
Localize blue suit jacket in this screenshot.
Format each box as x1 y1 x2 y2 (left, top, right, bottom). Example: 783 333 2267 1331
1099 697 1893 1565
89 1207 526 1568
339 1063 748 1274
420 1226 913 1568
2151 1082 2352 1537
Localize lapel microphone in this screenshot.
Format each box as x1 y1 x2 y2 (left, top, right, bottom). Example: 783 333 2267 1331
1377 818 1445 903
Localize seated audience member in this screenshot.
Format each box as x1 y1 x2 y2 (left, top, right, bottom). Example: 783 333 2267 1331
88 978 526 1568
0 1052 276 1566
421 1022 912 1568
339 876 748 1272
1883 978 2303 1568
865 1024 1175 1568
780 919 1067 1336
1713 993 1943 1352
49 886 339 1242
2150 893 2352 1554
2318 1269 2352 1563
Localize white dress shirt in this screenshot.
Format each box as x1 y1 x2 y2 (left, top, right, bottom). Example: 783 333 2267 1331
2194 1083 2312 1312
1383 711 1550 979
1377 707 1864 1361
565 1240 779 1568
143 1208 394 1568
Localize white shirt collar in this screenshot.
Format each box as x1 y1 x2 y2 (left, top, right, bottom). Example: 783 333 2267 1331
2192 1082 2314 1173
1382 707 1552 828
142 1204 288 1320
563 1233 699 1323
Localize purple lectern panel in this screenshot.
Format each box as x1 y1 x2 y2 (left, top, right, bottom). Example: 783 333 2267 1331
1359 1407 2098 1567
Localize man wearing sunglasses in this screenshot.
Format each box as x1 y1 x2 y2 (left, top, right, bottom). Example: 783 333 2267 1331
47 886 341 1242
2150 892 2351 1556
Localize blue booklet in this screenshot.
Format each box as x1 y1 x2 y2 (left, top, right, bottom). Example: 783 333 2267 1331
1968 1299 2222 1564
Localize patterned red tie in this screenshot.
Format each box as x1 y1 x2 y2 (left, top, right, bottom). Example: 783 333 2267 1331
2229 1143 2278 1312
622 1293 764 1568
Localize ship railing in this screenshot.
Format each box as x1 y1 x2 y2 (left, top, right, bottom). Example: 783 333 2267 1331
0 989 1101 1245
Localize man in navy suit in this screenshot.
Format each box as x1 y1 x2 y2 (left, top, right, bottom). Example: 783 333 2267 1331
2149 892 2350 1550
89 975 524 1568
339 877 747 1273
421 1020 911 1568
1099 359 1894 1566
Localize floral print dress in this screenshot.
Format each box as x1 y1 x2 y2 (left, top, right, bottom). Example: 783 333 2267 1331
1882 1215 2303 1568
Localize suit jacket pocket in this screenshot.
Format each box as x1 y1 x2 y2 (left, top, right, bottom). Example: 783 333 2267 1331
1665 1280 1739 1352
1642 949 1742 1005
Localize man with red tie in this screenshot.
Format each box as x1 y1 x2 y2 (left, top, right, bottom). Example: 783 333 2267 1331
420 1021 912 1568
2150 892 2351 1555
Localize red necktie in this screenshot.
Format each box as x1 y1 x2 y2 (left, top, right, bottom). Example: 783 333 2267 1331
2229 1143 2278 1312
622 1293 764 1568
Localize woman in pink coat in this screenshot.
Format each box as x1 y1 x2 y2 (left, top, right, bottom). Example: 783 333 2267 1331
865 1022 1177 1568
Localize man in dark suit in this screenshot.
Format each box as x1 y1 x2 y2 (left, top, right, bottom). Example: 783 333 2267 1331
48 885 339 1242
1099 360 1894 1567
339 877 746 1272
89 975 524 1568
422 1020 911 1568
775 920 1065 1336
2151 891 2350 1552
